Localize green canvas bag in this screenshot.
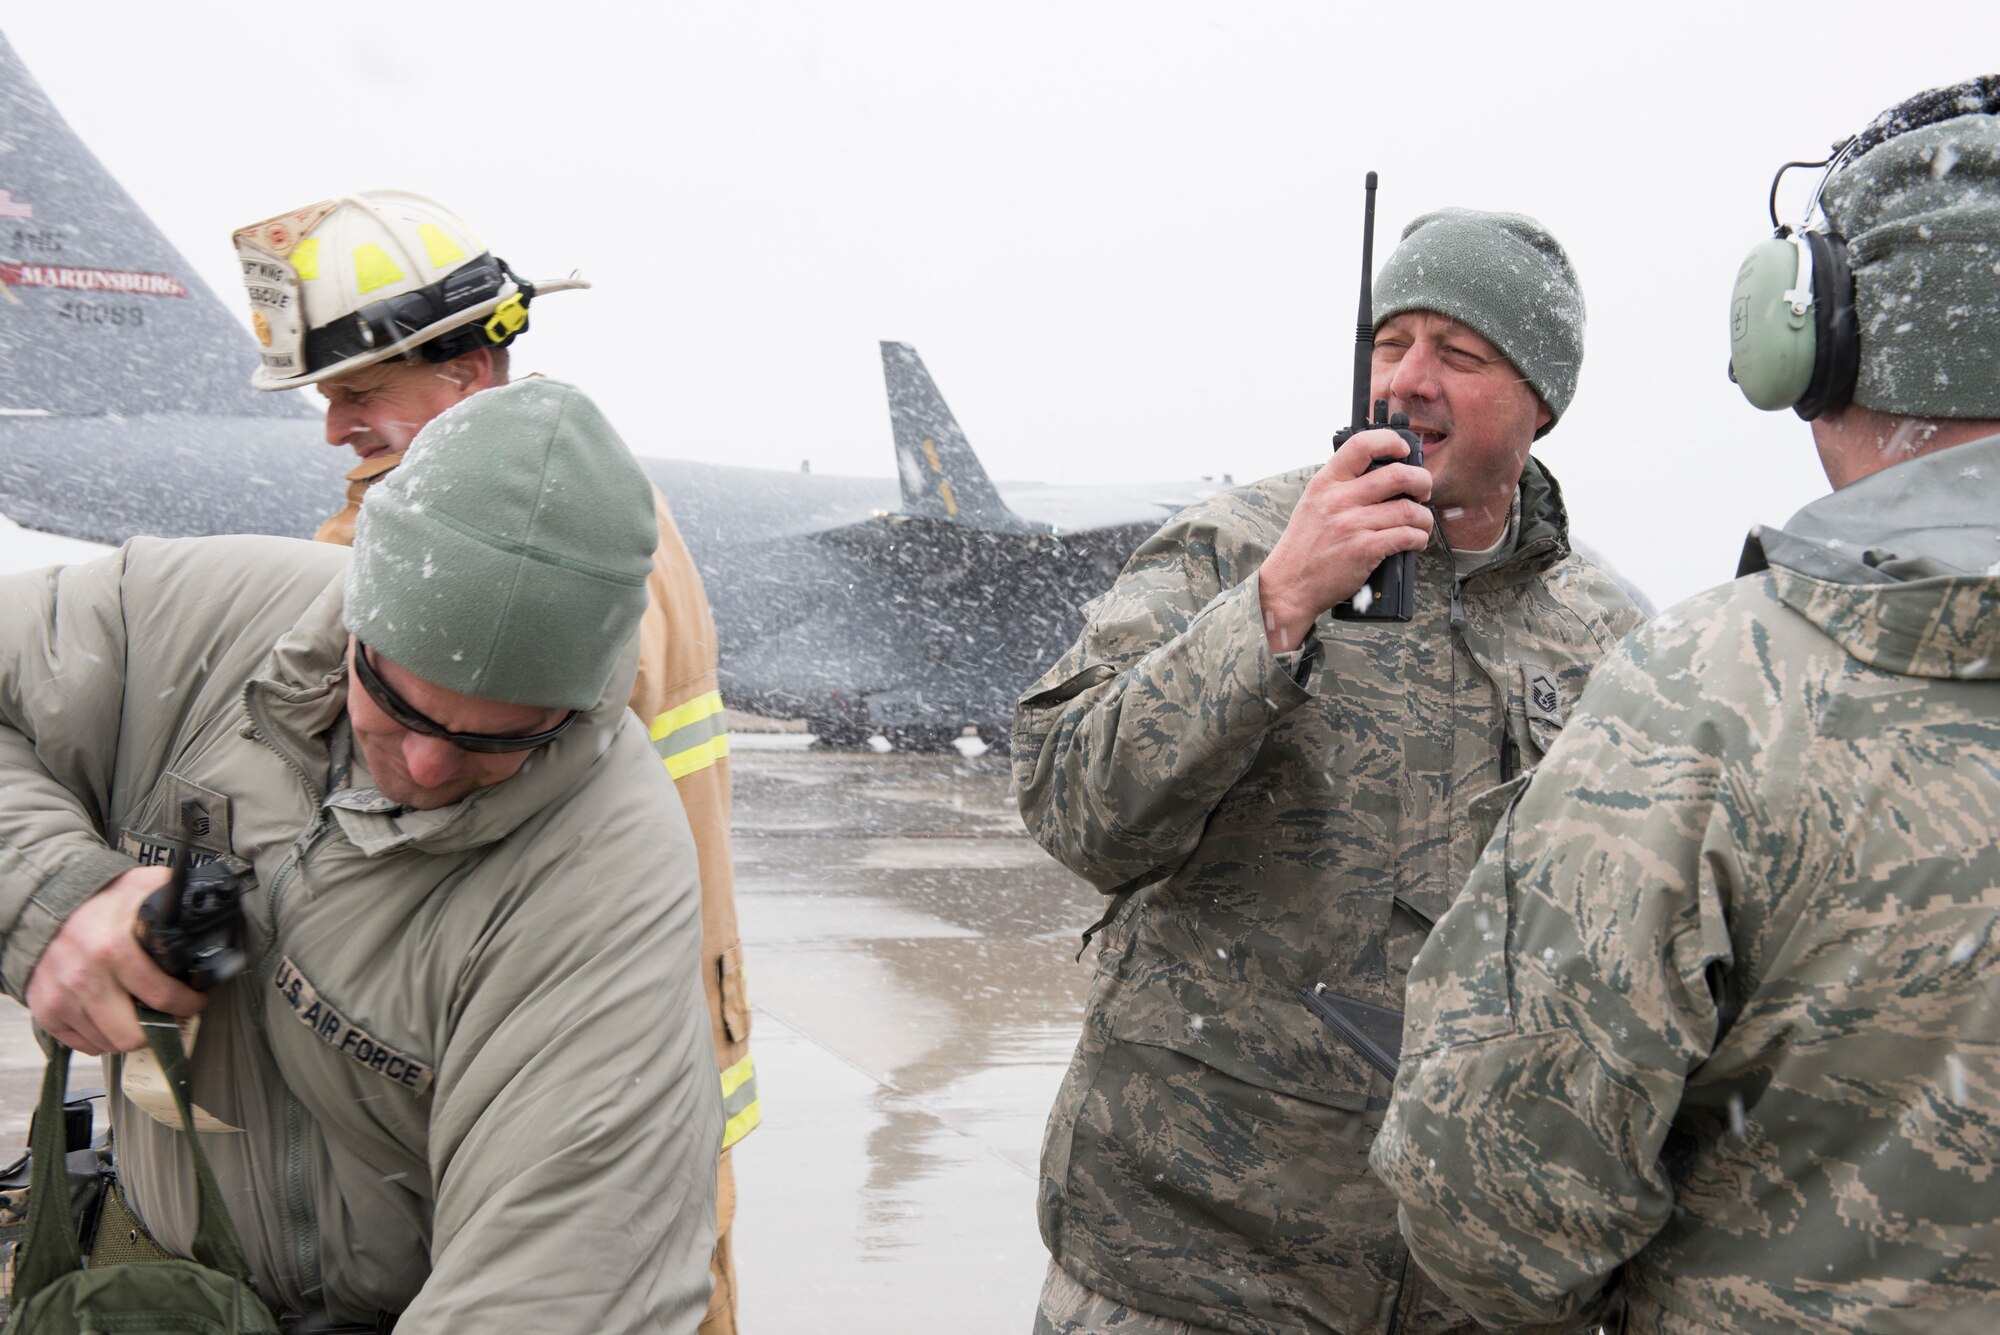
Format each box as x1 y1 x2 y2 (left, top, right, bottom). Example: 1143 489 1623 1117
5 1009 282 1334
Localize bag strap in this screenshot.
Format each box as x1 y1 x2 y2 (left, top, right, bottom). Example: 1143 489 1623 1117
136 1008 256 1284
12 1037 83 1299
11 1008 258 1308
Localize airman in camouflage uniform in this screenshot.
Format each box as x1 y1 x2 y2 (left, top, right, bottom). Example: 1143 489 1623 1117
1373 81 2000 1334
1015 210 1644 1333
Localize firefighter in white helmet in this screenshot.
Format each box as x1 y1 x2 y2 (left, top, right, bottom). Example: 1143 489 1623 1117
234 191 586 540
232 191 757 1333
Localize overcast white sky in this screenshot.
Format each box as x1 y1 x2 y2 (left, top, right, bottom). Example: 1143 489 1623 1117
7 4 1997 606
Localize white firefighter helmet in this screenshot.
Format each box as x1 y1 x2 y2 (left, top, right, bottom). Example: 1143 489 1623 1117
231 190 587 391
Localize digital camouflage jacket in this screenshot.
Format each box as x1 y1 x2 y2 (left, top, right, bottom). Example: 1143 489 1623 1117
1013 458 1643 1334
1373 435 2000 1333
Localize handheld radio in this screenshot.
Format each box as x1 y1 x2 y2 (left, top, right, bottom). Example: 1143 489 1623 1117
136 797 251 991
1331 171 1423 623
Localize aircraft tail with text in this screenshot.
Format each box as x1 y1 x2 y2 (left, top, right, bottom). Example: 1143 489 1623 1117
0 29 332 546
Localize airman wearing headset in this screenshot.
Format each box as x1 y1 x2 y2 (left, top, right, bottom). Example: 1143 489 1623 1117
1369 76 2000 1332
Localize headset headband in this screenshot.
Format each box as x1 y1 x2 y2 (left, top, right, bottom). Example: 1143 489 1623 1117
1849 74 2000 161
1770 75 2000 235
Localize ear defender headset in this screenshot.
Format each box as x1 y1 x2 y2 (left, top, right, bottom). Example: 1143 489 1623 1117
1728 138 1862 419
1729 76 2000 419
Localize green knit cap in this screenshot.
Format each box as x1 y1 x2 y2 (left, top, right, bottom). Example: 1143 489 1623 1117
1822 107 2000 419
344 379 657 709
1373 208 1585 436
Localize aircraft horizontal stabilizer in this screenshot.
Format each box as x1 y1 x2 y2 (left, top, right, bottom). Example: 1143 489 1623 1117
881 342 1032 533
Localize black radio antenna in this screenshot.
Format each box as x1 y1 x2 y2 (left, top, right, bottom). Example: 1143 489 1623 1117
1351 170 1379 431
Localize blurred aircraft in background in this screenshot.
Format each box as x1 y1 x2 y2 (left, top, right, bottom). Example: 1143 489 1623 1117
0 32 1216 746
657 341 1219 745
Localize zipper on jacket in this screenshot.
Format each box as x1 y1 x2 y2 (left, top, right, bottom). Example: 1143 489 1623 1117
255 817 336 1310
282 1082 318 1308
243 687 328 808
1447 580 1486 675
258 817 333 959
243 688 332 1308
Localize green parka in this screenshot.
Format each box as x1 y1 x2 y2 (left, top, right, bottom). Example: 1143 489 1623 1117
1013 458 1643 1334
1373 436 2000 1333
0 535 721 1330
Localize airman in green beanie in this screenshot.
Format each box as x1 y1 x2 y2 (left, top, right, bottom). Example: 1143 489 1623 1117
0 378 723 1329
1016 195 1643 1333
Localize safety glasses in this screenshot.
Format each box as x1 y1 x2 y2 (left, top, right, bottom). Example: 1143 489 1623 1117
352 641 577 754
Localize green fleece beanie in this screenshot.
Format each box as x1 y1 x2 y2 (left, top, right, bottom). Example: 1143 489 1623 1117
1821 105 2000 420
1373 208 1585 436
344 379 657 709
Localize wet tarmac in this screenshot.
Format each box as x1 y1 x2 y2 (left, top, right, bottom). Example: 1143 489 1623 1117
0 741 1103 1332
725 741 1101 1328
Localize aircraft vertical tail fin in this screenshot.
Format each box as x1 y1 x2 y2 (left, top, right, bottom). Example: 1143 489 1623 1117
0 31 311 421
881 342 1026 530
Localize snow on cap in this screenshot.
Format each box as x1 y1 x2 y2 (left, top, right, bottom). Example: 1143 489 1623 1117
343 379 657 710
1823 80 2000 420
1373 208 1584 437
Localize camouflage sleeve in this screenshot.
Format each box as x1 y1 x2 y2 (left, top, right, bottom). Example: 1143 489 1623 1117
1369 628 1743 1329
1010 515 1315 895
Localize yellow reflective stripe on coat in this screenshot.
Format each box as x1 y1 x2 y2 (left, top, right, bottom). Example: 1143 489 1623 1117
720 1052 760 1149
649 691 730 780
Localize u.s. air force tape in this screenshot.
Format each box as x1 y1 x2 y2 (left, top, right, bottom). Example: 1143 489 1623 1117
273 956 435 1095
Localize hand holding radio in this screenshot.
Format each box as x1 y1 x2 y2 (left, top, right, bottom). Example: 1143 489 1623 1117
25 798 245 1056
1258 414 1431 652
1256 413 1432 647
136 801 251 993
1331 172 1426 622
26 866 207 1057
1259 172 1433 652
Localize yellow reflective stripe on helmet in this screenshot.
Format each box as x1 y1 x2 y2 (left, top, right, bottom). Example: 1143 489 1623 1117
352 243 404 294
721 1053 759 1149
292 237 321 282
417 223 466 270
650 691 730 780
